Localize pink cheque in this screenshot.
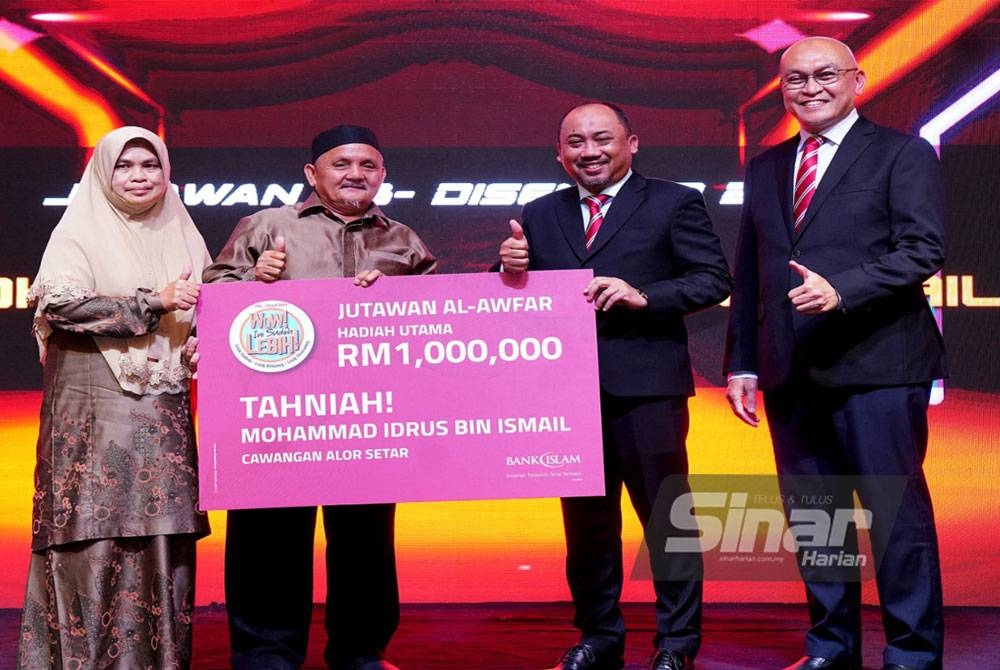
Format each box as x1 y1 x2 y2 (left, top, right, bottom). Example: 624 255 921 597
195 270 604 510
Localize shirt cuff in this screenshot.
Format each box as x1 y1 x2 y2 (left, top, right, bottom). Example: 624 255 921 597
727 371 758 381
138 288 166 315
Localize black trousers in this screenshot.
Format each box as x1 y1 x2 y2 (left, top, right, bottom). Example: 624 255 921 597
764 379 943 670
226 503 399 670
561 392 702 658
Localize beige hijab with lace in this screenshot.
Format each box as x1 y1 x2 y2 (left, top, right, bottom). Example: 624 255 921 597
30 126 210 395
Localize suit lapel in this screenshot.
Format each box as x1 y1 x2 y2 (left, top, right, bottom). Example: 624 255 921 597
795 116 877 240
586 172 645 258
554 187 587 262
773 137 798 242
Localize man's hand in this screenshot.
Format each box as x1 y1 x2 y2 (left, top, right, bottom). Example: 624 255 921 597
181 335 200 374
726 376 760 427
788 260 838 314
499 219 529 273
255 235 287 282
160 266 199 311
354 269 384 287
584 276 648 311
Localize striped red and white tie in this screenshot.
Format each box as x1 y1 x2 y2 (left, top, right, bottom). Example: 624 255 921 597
584 194 611 249
793 135 824 231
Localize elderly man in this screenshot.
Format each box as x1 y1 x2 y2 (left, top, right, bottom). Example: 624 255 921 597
725 38 946 670
205 125 436 670
500 101 731 670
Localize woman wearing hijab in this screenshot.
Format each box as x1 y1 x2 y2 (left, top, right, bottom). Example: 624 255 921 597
17 126 211 669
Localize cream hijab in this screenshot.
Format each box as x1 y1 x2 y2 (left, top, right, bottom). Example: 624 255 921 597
30 126 210 395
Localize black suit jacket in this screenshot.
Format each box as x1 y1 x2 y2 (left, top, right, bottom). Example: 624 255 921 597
724 116 946 390
522 172 731 397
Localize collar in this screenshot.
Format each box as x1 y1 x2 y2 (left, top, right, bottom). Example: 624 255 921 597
798 108 859 149
297 191 390 228
575 169 633 201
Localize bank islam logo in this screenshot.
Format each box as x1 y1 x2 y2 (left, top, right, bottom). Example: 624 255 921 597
506 452 582 469
229 301 315 372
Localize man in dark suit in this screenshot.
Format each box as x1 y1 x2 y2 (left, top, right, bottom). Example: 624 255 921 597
724 37 945 670
500 101 731 670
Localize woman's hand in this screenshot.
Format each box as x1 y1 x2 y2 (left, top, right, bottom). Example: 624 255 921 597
160 267 200 311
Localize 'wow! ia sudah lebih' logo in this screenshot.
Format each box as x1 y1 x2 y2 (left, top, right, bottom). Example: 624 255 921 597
229 300 315 372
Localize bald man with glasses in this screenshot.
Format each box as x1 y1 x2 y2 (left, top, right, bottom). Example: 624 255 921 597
725 37 946 670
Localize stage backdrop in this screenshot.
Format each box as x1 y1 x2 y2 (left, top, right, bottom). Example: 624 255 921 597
1 0 998 613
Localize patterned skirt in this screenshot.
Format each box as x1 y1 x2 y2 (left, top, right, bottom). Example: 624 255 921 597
17 533 198 670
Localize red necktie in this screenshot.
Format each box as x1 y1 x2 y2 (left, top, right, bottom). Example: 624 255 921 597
793 135 824 231
584 194 611 249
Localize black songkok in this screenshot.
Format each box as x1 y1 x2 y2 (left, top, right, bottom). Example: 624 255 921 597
310 125 381 163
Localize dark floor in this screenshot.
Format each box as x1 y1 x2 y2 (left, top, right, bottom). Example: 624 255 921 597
1 602 995 669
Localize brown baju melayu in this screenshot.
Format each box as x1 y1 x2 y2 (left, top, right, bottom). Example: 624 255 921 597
204 191 435 670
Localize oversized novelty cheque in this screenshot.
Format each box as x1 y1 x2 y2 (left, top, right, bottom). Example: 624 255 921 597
195 270 605 509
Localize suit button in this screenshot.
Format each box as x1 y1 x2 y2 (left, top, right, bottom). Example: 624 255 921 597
791 250 801 259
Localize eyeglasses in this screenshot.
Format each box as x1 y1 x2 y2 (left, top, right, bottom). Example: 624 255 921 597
780 68 858 90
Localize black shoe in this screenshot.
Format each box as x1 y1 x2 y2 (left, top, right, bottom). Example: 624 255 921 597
649 649 691 669
783 658 848 670
547 643 625 670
